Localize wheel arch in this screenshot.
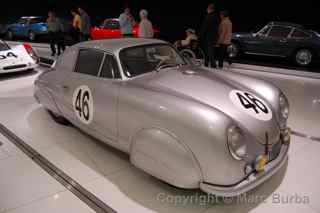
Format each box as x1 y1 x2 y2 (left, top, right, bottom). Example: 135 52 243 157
129 126 203 188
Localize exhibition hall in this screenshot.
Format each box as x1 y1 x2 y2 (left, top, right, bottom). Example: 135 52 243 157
0 1 319 213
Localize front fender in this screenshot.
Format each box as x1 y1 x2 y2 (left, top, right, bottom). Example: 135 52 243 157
130 127 202 188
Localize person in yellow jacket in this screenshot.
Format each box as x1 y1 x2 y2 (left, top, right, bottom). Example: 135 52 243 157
71 9 81 43
217 10 233 68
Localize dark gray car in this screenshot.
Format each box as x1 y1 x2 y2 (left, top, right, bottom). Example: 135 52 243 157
229 22 320 66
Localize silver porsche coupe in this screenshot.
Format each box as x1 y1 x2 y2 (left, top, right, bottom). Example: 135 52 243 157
34 38 291 197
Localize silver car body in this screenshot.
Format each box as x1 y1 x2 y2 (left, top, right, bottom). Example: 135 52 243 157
34 38 290 197
0 40 37 74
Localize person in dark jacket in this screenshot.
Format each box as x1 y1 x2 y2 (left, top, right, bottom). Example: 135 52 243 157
199 3 220 68
47 11 65 56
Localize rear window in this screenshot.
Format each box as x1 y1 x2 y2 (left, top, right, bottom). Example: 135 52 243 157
0 41 10 51
75 49 104 77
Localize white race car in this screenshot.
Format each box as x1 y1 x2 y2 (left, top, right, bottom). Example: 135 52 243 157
0 40 38 74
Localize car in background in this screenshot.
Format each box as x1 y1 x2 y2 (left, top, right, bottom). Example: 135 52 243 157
229 22 320 66
90 18 159 40
5 16 48 41
34 38 290 197
0 40 38 74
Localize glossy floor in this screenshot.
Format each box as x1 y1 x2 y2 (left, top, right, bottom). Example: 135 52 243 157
0 64 319 213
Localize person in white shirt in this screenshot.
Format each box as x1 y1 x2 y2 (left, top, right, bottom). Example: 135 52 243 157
138 9 154 38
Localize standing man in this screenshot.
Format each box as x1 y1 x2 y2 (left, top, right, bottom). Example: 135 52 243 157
199 3 220 68
217 10 233 69
119 8 135 37
47 11 65 56
78 6 91 41
138 9 154 38
70 8 81 43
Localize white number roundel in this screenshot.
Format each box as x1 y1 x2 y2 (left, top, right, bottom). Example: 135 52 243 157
229 90 272 121
72 85 94 124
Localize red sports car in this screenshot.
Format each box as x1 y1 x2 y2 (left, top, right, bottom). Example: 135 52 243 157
90 18 160 40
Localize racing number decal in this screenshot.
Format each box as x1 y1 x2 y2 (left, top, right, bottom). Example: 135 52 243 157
229 90 272 121
72 85 93 124
0 52 18 60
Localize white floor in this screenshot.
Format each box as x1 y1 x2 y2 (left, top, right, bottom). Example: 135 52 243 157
0 63 319 213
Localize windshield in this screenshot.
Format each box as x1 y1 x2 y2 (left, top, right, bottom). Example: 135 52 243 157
0 40 10 51
119 44 186 78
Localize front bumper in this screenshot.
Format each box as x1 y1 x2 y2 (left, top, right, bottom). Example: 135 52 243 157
200 143 289 197
0 62 37 74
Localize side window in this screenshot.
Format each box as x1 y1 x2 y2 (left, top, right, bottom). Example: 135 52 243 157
258 26 271 36
268 26 292 38
75 49 104 77
291 29 310 39
100 55 121 79
104 20 120 29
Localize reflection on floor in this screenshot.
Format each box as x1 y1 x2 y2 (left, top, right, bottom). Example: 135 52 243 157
0 65 319 213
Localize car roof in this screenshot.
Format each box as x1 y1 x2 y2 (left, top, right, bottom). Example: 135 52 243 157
268 21 304 29
75 38 168 53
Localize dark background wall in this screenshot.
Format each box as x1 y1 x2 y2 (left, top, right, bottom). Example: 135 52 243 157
1 0 319 41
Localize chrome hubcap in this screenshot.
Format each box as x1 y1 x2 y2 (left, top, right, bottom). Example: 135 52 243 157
228 43 239 58
296 49 312 65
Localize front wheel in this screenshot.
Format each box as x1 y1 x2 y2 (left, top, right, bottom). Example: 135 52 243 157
294 49 313 66
228 42 240 58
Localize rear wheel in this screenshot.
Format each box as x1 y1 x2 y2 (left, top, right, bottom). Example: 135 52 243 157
180 49 196 59
294 49 313 66
47 110 70 126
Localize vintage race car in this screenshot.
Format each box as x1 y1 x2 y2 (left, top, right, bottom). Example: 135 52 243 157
34 38 290 197
90 18 160 40
0 40 38 74
5 16 48 41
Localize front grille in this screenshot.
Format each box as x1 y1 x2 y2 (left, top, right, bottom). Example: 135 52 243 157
3 64 27 70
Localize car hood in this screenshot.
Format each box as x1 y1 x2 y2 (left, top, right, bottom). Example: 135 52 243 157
142 67 280 145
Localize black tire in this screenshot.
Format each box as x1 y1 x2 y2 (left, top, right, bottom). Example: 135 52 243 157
293 48 313 66
6 30 14 40
28 31 36 41
180 49 197 59
47 110 70 125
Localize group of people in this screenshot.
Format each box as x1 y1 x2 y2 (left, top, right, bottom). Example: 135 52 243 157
176 3 233 69
46 6 91 56
47 3 231 68
47 6 154 56
200 3 233 69
118 7 154 38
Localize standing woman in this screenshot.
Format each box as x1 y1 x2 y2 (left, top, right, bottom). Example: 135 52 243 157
47 11 64 56
138 9 154 38
71 9 81 44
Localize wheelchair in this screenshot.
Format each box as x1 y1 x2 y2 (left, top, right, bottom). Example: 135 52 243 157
175 39 205 62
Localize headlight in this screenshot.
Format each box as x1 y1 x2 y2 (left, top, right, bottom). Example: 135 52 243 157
279 93 289 120
227 126 247 160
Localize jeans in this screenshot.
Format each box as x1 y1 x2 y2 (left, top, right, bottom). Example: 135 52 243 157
203 44 217 68
218 44 232 68
49 32 65 56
